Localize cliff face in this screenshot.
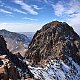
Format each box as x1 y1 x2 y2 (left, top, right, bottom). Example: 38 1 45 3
26 21 80 66
0 35 34 80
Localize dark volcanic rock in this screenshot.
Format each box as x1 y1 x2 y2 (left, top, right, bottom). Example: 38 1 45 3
26 21 80 66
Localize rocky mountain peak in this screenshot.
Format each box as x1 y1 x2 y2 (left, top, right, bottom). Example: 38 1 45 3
42 21 63 30
26 21 80 66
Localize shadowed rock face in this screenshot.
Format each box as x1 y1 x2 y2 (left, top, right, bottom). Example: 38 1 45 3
0 35 34 79
0 55 20 80
26 21 80 66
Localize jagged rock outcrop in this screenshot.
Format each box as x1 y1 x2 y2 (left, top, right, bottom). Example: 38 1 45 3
26 21 80 66
0 55 20 80
0 35 34 79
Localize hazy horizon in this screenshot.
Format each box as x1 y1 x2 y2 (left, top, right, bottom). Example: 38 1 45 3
0 0 80 34
0 28 36 33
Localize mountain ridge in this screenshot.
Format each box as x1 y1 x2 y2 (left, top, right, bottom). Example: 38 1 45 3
0 29 31 56
26 21 80 66
25 21 80 80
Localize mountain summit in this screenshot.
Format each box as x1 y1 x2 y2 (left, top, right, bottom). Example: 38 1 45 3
26 21 80 66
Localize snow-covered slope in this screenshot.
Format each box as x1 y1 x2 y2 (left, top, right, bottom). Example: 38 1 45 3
30 58 80 80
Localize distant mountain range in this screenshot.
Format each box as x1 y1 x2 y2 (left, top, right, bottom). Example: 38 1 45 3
0 29 34 56
19 32 35 41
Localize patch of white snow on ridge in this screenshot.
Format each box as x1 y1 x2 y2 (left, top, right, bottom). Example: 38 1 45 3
30 59 80 80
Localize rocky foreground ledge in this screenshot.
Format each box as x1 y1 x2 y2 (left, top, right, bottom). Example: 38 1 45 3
0 35 34 80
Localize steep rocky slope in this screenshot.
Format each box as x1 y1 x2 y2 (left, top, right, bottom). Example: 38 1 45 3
26 21 80 66
30 58 80 80
25 21 80 80
0 35 34 80
0 29 31 56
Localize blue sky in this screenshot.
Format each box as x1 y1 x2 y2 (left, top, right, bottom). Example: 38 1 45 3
0 0 80 33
